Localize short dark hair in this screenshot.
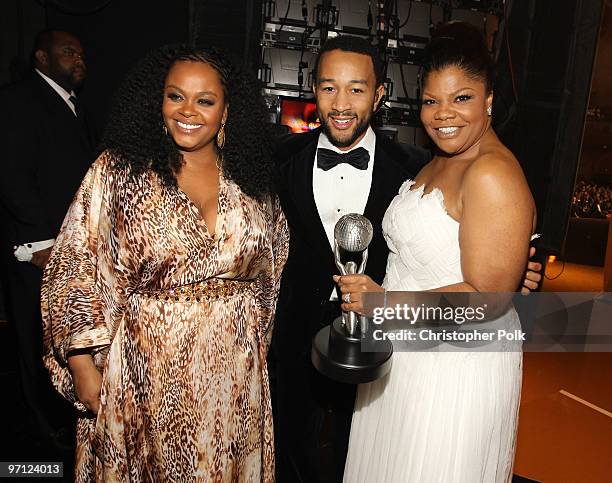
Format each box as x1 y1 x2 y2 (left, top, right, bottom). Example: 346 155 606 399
313 35 384 87
422 21 494 92
33 29 76 53
34 30 55 53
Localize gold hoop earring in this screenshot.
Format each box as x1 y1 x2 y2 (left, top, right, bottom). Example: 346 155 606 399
162 124 168 135
216 122 226 150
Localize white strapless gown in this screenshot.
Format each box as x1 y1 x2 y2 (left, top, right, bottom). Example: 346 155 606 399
343 181 522 483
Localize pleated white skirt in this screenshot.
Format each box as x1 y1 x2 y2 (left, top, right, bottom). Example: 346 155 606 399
343 339 522 483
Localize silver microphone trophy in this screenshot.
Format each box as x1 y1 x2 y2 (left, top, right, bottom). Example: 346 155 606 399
311 214 393 384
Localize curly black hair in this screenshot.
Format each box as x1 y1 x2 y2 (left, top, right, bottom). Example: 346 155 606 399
99 45 273 199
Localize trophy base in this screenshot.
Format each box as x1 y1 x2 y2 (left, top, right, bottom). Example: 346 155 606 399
312 316 393 384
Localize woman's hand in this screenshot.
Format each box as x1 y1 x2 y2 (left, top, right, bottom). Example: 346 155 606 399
334 274 384 315
68 353 102 415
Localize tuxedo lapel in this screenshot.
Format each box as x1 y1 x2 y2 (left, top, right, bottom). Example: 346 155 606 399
278 131 335 268
364 137 397 226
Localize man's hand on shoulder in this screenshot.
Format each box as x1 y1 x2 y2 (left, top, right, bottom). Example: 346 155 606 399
521 246 543 294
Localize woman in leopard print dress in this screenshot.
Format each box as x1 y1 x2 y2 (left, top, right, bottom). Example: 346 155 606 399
41 46 288 482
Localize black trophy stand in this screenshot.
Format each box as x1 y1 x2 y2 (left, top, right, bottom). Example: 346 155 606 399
312 316 393 384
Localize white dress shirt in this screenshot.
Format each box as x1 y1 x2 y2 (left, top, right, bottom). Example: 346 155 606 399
313 126 376 299
35 68 77 116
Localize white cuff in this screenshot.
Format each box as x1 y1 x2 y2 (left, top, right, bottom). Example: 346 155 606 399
14 239 55 262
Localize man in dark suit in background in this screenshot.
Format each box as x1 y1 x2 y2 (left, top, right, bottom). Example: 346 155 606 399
0 30 94 455
271 36 429 483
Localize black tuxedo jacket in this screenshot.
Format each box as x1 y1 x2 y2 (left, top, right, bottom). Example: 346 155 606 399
272 129 429 363
0 73 95 254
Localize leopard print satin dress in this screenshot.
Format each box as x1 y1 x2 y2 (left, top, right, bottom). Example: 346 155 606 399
41 153 289 482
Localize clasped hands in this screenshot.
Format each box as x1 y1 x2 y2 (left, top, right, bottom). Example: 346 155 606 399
334 246 543 315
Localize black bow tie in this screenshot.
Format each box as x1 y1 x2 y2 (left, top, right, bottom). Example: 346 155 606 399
317 147 369 171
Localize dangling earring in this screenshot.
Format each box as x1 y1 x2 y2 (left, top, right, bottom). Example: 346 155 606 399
216 122 226 150
487 106 492 116
162 124 168 135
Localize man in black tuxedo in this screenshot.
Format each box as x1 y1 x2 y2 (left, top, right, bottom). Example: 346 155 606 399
271 36 429 483
0 30 94 454
271 35 542 483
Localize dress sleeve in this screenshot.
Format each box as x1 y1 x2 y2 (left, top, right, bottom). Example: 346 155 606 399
256 195 289 350
41 153 129 409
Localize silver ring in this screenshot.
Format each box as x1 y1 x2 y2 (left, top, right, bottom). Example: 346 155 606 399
343 293 351 304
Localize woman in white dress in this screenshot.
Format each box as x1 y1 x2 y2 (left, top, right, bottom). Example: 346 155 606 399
336 22 536 483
